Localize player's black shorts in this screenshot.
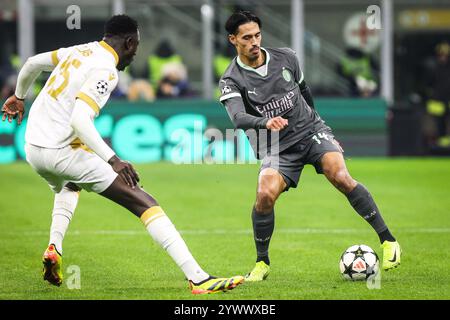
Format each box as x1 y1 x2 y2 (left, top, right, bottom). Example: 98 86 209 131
260 130 344 191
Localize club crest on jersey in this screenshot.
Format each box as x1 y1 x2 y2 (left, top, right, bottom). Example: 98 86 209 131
282 67 292 82
96 80 108 95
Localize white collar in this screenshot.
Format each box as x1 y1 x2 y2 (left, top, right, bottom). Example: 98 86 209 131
236 47 270 77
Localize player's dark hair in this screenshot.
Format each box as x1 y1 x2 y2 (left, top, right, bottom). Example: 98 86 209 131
225 11 261 35
104 14 138 37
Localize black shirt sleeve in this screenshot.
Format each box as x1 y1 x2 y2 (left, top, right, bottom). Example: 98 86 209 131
223 97 269 130
299 80 315 109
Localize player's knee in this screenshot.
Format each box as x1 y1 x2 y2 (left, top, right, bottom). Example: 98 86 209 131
110 185 159 217
330 169 356 193
64 182 82 192
133 189 159 215
255 189 277 212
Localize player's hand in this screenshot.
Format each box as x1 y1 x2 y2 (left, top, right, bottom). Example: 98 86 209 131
1 95 25 125
266 116 288 131
108 155 140 188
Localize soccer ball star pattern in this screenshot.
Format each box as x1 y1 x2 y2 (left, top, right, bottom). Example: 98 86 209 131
96 80 108 95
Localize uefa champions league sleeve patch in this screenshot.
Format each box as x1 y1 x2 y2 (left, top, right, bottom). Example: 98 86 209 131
96 80 109 95
221 85 232 94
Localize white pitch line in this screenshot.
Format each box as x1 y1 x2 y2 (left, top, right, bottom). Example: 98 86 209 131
2 227 450 237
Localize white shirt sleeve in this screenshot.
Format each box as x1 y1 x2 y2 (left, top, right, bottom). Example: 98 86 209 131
75 68 118 116
14 47 73 99
70 98 115 162
14 52 54 99
50 47 72 66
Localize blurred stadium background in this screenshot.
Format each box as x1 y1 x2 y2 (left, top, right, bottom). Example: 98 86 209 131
1 0 450 161
1 0 450 300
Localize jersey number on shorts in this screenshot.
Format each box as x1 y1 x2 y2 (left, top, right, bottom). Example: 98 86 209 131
47 55 81 99
312 132 329 145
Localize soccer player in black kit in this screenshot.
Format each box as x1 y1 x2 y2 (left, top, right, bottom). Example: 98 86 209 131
218 11 401 281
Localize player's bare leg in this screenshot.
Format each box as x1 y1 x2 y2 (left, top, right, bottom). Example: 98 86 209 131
100 174 244 293
319 152 356 194
246 168 286 281
256 168 287 213
320 152 401 270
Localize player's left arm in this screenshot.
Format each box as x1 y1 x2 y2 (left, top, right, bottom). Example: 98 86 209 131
299 79 315 109
285 48 315 109
1 48 69 124
70 100 139 188
70 68 139 187
71 68 118 161
75 68 118 117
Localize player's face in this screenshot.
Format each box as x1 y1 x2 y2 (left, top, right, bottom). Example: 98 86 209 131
118 32 139 71
230 22 262 62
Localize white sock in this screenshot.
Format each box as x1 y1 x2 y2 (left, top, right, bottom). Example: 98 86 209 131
141 206 209 283
49 187 79 254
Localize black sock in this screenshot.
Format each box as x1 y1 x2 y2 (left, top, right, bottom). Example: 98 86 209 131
378 229 396 243
252 206 274 265
346 183 396 243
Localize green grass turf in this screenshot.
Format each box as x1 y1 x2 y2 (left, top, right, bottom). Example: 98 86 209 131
0 158 449 300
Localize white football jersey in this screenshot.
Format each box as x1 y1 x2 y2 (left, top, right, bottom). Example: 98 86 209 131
25 41 119 148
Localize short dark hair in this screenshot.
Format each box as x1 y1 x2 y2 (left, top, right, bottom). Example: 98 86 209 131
225 11 261 35
104 14 138 37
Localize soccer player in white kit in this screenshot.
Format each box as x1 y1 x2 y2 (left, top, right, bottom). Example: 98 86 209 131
1 15 243 294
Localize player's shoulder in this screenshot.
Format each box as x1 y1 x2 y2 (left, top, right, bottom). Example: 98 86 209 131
72 41 96 51
71 41 100 57
75 41 117 70
80 42 118 87
266 47 297 59
219 57 240 83
266 47 300 70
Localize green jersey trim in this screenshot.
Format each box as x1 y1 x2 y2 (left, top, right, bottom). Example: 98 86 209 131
298 69 304 84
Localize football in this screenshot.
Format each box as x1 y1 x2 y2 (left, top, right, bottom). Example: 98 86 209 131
339 244 379 281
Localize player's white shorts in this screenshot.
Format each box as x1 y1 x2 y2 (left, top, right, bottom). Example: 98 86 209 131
25 143 118 193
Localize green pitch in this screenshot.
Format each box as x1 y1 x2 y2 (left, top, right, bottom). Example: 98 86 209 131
0 158 449 300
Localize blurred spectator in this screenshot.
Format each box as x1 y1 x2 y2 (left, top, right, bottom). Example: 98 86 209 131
110 69 131 99
156 62 193 99
128 79 155 102
1 53 47 100
148 39 182 87
111 68 155 102
423 41 450 148
337 47 379 97
1 73 16 99
0 53 18 99
213 42 235 98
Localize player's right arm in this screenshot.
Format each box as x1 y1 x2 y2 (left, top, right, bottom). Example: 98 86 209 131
223 97 288 131
1 48 69 124
219 79 288 131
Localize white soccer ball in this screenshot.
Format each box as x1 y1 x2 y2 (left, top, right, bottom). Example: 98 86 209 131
339 244 379 281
